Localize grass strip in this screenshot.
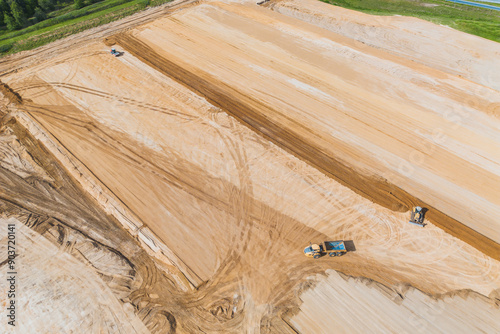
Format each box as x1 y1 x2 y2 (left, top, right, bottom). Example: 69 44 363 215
321 0 500 42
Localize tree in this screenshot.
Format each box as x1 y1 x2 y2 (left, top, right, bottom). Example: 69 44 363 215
0 0 10 26
25 0 38 17
4 12 18 30
38 0 54 11
33 6 45 22
10 0 27 28
74 0 83 9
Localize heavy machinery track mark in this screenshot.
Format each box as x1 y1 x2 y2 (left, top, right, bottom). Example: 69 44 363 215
19 82 196 121
112 32 500 261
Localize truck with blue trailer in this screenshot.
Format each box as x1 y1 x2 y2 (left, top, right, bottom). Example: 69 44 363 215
304 240 347 259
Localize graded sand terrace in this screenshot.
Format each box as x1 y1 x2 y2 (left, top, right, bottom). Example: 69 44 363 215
1 0 500 332
112 1 500 256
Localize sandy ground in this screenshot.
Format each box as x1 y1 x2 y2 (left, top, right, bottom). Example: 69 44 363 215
0 0 499 333
0 112 184 333
0 218 149 333
291 270 500 333
117 1 500 248
269 0 500 91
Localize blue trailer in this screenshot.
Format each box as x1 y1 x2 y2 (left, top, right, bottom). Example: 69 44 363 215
304 240 347 259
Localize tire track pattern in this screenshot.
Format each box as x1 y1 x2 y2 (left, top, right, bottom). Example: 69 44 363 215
111 32 500 261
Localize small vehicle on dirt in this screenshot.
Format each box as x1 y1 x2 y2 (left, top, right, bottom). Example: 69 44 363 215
304 240 347 259
110 48 121 57
409 206 426 227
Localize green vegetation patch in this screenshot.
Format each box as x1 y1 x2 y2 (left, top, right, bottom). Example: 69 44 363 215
321 0 500 42
0 0 171 56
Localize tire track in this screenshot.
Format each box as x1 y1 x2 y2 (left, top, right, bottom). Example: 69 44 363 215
18 82 196 121
110 32 500 261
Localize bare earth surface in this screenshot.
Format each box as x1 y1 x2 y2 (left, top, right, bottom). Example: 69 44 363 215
0 0 499 333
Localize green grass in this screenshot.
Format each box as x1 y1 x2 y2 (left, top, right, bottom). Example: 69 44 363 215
0 0 171 56
321 0 500 42
0 0 135 42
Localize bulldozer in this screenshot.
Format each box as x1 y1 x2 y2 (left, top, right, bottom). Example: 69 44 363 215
409 206 425 227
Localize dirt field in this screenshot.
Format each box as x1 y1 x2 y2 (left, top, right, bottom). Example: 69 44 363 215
1 0 499 333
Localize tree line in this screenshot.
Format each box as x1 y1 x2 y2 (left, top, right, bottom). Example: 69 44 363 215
0 0 86 31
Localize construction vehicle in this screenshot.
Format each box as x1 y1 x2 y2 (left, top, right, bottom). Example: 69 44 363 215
304 240 347 259
409 206 425 226
110 48 120 57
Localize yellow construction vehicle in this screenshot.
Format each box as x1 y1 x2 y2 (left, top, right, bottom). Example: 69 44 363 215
409 206 425 227
304 241 347 259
